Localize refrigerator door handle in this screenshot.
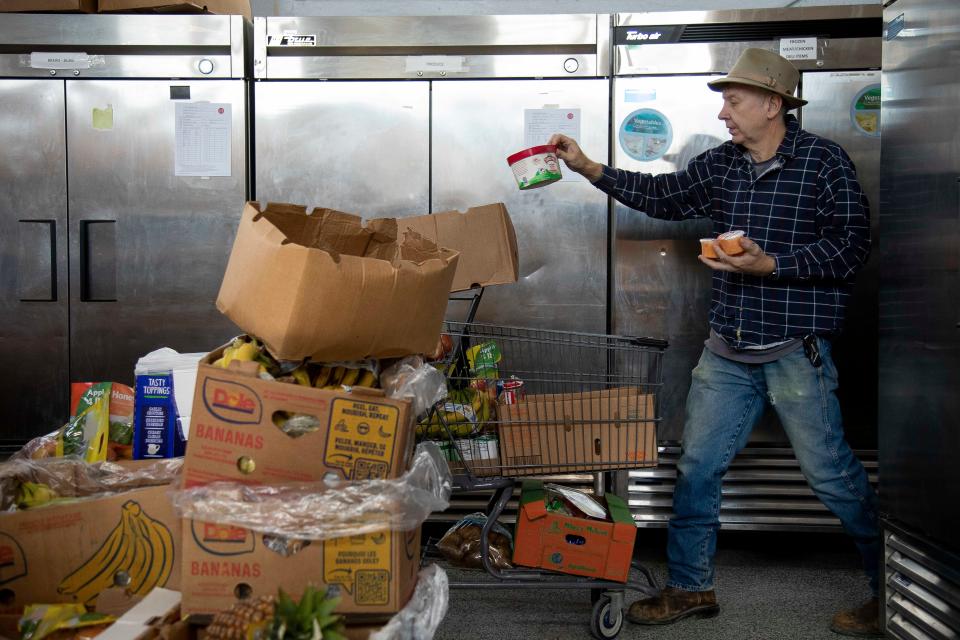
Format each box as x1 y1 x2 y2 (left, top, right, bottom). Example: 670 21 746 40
17 219 57 302
79 219 118 302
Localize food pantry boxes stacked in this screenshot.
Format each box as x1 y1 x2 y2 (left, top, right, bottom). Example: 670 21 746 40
179 200 519 617
0 459 184 608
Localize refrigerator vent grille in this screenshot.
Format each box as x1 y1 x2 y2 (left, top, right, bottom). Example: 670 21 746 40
628 446 878 531
885 528 960 640
675 18 882 43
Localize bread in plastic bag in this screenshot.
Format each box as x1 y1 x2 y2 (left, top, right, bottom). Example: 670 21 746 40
436 512 513 571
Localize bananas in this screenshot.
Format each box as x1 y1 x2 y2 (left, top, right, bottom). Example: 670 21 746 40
416 386 494 439
57 500 174 605
16 481 58 509
213 337 262 369
317 365 378 390
213 336 381 391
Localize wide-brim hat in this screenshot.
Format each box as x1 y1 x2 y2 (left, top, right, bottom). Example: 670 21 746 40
708 47 808 110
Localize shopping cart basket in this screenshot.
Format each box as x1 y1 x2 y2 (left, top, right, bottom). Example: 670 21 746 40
421 320 668 639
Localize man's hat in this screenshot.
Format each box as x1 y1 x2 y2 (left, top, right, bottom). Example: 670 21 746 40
707 48 807 110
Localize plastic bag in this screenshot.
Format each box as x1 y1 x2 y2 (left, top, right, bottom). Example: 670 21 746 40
170 443 451 540
0 456 183 511
436 512 513 571
369 564 448 640
381 356 448 418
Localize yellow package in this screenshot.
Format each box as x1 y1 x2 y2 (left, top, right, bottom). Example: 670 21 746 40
19 604 115 640
56 383 111 462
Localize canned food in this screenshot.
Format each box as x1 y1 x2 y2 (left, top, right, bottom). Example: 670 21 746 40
500 378 526 404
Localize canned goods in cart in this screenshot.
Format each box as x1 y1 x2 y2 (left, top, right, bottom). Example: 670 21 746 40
500 378 525 404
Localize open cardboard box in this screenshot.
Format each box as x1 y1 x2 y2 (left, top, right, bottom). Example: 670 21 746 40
98 0 250 19
497 388 657 475
181 342 416 488
400 203 519 292
216 202 459 363
0 485 181 607
0 0 96 12
512 480 636 581
181 523 420 618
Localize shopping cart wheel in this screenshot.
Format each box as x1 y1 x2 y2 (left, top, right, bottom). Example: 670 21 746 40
590 595 623 639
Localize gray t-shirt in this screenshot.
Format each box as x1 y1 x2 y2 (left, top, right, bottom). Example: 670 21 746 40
705 329 802 364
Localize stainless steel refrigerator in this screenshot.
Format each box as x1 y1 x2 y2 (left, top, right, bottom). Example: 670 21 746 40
611 6 883 530
879 0 960 636
252 14 610 333
0 15 249 444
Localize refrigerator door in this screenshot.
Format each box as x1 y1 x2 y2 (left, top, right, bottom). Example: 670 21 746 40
879 0 960 551
66 80 247 384
431 79 609 333
254 81 430 217
0 79 70 438
611 75 728 441
799 70 881 449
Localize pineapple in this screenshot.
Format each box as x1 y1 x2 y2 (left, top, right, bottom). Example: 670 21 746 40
270 587 346 640
203 588 346 640
205 595 275 640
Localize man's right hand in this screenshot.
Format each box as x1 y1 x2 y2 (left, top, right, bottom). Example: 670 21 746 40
549 134 604 183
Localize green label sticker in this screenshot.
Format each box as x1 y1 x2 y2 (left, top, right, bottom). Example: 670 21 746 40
851 84 881 137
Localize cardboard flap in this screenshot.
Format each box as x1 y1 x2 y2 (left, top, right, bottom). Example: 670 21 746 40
399 229 445 265
225 360 259 378
519 480 548 520
365 218 401 261
350 387 387 398
605 493 637 541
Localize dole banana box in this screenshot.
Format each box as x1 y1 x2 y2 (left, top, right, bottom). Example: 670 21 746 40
182 342 415 488
0 485 181 606
512 480 636 582
181 521 420 618
215 202 460 363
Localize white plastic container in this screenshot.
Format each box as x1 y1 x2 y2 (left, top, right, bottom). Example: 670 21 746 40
507 144 562 190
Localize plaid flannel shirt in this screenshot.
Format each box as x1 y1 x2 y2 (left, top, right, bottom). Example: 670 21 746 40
595 114 871 348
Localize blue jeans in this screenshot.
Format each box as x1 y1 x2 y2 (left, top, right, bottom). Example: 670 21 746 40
667 339 880 595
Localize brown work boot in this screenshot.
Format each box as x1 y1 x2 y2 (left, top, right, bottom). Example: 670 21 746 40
625 586 719 625
830 597 882 637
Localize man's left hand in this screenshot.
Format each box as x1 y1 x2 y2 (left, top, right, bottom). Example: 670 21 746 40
700 237 776 277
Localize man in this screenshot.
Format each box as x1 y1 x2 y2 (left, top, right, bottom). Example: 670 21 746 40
550 48 881 637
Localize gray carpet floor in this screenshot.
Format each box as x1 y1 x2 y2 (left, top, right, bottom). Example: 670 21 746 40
430 530 875 640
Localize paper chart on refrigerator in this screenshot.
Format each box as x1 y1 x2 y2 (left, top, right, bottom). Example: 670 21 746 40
174 102 232 177
523 108 581 182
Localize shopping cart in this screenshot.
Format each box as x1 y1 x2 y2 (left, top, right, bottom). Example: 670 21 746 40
421 316 668 639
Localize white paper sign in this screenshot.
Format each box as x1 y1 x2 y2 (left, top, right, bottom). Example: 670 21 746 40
174 102 232 177
30 51 91 70
524 108 582 182
779 37 818 61
405 56 466 73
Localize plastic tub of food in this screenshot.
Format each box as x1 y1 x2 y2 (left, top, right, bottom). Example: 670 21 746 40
700 230 745 258
507 145 562 190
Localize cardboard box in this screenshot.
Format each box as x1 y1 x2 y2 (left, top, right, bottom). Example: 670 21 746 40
98 0 249 19
512 480 636 581
181 523 420 618
0 486 181 607
216 202 459 363
497 389 657 476
96 588 181 640
400 204 519 292
0 0 96 12
182 344 415 488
